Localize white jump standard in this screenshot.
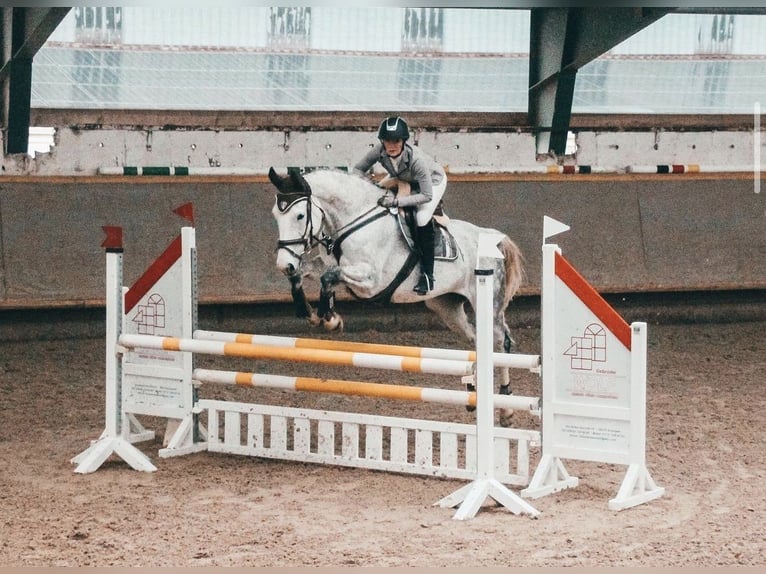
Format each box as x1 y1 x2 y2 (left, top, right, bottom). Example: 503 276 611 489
521 221 665 509
71 226 158 473
437 233 540 519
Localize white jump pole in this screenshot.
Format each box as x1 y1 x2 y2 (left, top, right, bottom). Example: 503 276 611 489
119 334 476 377
436 233 540 519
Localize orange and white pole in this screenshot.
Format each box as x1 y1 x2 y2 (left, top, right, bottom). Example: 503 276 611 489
194 330 540 371
192 368 540 412
119 333 475 377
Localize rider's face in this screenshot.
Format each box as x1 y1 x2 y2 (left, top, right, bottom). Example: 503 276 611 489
382 138 404 158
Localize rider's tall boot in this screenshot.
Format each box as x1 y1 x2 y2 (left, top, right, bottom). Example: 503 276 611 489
414 221 435 295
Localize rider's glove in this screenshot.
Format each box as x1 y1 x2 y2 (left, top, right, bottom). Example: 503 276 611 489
377 195 398 208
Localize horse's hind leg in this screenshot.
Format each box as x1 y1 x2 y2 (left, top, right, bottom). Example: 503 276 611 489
426 295 516 424
495 310 523 427
424 294 475 343
495 314 516 392
424 294 479 411
436 289 514 391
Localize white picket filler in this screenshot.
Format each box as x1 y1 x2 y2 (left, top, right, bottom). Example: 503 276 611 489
520 217 665 510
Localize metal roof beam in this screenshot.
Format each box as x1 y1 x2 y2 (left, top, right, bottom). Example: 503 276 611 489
1 7 70 154
528 7 671 157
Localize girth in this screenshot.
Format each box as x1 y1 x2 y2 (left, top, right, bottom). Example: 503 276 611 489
329 209 420 304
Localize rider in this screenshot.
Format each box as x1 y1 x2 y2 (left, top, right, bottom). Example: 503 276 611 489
352 116 447 295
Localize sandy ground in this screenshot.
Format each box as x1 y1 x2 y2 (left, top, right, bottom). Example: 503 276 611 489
1 307 765 567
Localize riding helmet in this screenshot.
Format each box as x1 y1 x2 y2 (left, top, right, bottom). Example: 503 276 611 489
377 116 410 141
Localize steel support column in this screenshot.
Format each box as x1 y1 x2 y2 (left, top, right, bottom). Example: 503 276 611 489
528 7 671 157
0 7 69 154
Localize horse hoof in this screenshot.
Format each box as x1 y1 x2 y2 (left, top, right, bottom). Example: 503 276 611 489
464 381 476 412
498 409 514 428
323 314 343 331
308 312 322 327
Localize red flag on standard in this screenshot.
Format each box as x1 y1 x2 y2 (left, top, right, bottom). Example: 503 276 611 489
173 202 195 225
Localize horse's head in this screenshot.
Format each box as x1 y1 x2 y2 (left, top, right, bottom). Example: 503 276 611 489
268 167 324 278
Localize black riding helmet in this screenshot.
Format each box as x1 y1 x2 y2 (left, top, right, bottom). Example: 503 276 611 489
377 116 410 141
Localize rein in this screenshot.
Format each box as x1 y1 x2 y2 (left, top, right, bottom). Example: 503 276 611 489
326 204 420 304
329 207 388 262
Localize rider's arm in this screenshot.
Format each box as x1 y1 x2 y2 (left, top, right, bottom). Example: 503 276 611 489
395 156 433 207
395 192 428 207
352 144 383 176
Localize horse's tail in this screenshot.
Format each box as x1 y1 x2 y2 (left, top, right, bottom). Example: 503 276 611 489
498 235 526 311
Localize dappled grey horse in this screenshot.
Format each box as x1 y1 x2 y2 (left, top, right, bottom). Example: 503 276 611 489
267 167 526 399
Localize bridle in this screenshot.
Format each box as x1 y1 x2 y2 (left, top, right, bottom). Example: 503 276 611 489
274 192 330 264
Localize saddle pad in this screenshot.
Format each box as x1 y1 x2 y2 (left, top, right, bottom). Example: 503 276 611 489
386 178 457 260
435 224 459 261
395 212 458 261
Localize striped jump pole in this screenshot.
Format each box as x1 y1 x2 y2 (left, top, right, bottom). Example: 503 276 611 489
193 330 540 371
119 334 475 377
192 369 540 412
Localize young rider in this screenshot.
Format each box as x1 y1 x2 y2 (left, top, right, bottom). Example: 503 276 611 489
352 116 447 295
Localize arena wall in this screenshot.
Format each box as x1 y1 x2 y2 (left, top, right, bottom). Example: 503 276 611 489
0 174 762 309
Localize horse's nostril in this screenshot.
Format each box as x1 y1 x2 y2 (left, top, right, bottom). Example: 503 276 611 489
287 263 295 274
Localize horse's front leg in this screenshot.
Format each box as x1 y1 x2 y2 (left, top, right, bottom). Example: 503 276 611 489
317 263 377 332
289 275 321 326
318 266 344 331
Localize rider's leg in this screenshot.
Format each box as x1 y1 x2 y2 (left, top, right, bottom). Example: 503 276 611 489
414 219 435 294
412 178 446 295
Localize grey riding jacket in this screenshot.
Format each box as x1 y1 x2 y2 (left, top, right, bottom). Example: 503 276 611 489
353 142 446 208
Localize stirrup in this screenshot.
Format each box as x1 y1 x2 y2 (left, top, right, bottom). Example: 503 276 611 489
413 274 434 295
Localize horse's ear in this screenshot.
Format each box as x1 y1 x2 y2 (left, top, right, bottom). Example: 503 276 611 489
289 168 312 196
268 166 284 190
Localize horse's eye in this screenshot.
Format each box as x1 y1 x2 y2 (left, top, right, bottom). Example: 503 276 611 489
297 214 305 221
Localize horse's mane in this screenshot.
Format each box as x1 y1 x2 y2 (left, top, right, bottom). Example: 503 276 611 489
304 168 381 205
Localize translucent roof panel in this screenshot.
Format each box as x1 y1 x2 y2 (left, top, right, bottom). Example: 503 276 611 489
575 57 766 114
31 47 530 112
30 9 766 114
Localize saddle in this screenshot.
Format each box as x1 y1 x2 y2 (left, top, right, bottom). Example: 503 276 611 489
380 178 459 261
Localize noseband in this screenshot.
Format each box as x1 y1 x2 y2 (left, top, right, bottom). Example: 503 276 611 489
274 192 328 262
